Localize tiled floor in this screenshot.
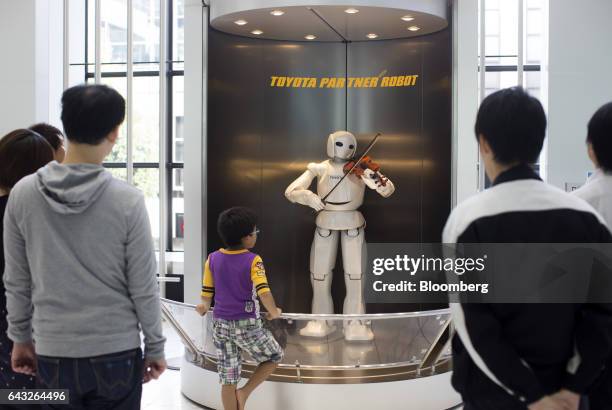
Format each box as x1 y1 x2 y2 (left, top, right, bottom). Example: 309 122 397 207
141 320 209 410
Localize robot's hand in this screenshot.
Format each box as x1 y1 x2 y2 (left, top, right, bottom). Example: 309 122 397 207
361 168 379 190
376 180 395 198
306 192 326 211
361 169 395 197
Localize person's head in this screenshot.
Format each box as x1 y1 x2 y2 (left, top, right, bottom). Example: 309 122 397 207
475 87 547 181
29 123 66 162
217 207 259 249
0 129 54 193
61 84 125 158
586 102 612 172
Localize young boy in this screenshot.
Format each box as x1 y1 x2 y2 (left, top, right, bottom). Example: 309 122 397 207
196 207 283 410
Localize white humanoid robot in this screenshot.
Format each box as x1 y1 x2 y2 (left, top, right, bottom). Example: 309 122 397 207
285 131 395 341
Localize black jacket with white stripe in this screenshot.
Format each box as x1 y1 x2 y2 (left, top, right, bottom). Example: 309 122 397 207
442 164 612 408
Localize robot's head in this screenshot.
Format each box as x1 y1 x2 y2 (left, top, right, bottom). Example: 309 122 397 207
327 131 357 160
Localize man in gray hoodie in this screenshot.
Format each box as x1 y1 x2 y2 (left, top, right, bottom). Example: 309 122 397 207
3 84 166 408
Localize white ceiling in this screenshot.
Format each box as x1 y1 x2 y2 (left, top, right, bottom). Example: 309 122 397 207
210 4 449 42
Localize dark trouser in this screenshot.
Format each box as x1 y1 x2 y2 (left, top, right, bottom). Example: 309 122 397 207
464 398 590 410
588 357 612 410
36 348 144 410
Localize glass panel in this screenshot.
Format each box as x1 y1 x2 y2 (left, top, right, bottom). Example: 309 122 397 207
134 62 161 73
133 0 160 64
526 9 543 34
484 71 501 97
172 76 184 163
87 0 95 71
102 77 128 163
485 36 500 64
102 0 127 65
485 10 500 36
68 0 86 65
134 168 160 249
162 300 452 370
526 35 543 64
485 0 518 64
499 71 520 88
108 168 127 181
173 0 185 62
171 168 184 251
524 71 542 100
88 0 128 72
527 0 544 11
133 76 160 162
68 65 86 87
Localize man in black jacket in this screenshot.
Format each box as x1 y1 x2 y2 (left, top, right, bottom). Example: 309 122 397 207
443 87 612 410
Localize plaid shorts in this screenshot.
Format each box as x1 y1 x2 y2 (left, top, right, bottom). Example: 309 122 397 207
212 318 283 385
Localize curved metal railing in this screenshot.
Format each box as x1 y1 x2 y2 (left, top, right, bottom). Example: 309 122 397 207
160 298 453 383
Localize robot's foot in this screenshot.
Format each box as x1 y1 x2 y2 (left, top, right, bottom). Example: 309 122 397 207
343 321 374 341
299 320 335 338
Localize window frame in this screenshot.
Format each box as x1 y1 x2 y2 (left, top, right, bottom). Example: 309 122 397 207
83 0 185 252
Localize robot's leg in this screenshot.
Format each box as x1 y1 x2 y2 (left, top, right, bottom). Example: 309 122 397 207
341 227 373 341
341 227 366 314
299 228 338 338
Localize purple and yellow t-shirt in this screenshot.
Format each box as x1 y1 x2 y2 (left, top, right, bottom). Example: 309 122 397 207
201 249 270 320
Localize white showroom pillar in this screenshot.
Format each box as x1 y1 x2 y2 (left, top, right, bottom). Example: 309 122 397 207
452 0 479 206
547 0 612 190
0 0 63 135
183 0 208 304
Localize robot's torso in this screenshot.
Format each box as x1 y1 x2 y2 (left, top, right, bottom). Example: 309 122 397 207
309 160 366 231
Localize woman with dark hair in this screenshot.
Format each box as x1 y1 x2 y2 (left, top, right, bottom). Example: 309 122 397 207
0 129 54 402
29 122 66 162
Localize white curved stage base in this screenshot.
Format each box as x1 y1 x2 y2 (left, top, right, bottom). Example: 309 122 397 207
181 357 462 410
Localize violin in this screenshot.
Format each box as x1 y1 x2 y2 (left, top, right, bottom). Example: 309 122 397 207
343 155 388 187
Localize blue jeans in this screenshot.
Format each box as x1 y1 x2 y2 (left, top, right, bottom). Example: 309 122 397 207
36 348 144 409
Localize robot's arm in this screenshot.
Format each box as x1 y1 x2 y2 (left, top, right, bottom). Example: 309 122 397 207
285 167 325 211
361 168 395 198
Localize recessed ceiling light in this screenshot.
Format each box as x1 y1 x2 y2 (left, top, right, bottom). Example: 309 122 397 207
366 33 378 39
270 10 285 16
401 15 415 22
407 26 421 32
305 35 317 40
234 19 247 26
251 29 263 35
345 8 359 14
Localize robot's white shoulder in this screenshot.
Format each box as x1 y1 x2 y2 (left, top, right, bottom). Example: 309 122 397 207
306 160 330 177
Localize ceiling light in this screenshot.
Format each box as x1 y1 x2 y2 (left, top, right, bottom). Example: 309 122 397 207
366 33 378 39
408 26 421 32
270 10 285 16
251 29 263 35
305 35 317 40
345 8 359 14
234 19 247 26
401 15 415 22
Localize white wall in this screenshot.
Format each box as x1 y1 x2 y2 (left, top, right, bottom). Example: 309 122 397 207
183 0 206 304
0 0 63 137
547 0 612 189
452 0 479 206
0 1 37 135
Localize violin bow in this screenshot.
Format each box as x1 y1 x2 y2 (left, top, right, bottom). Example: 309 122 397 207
321 132 382 204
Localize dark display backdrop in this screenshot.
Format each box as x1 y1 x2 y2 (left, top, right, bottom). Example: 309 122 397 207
207 27 452 313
